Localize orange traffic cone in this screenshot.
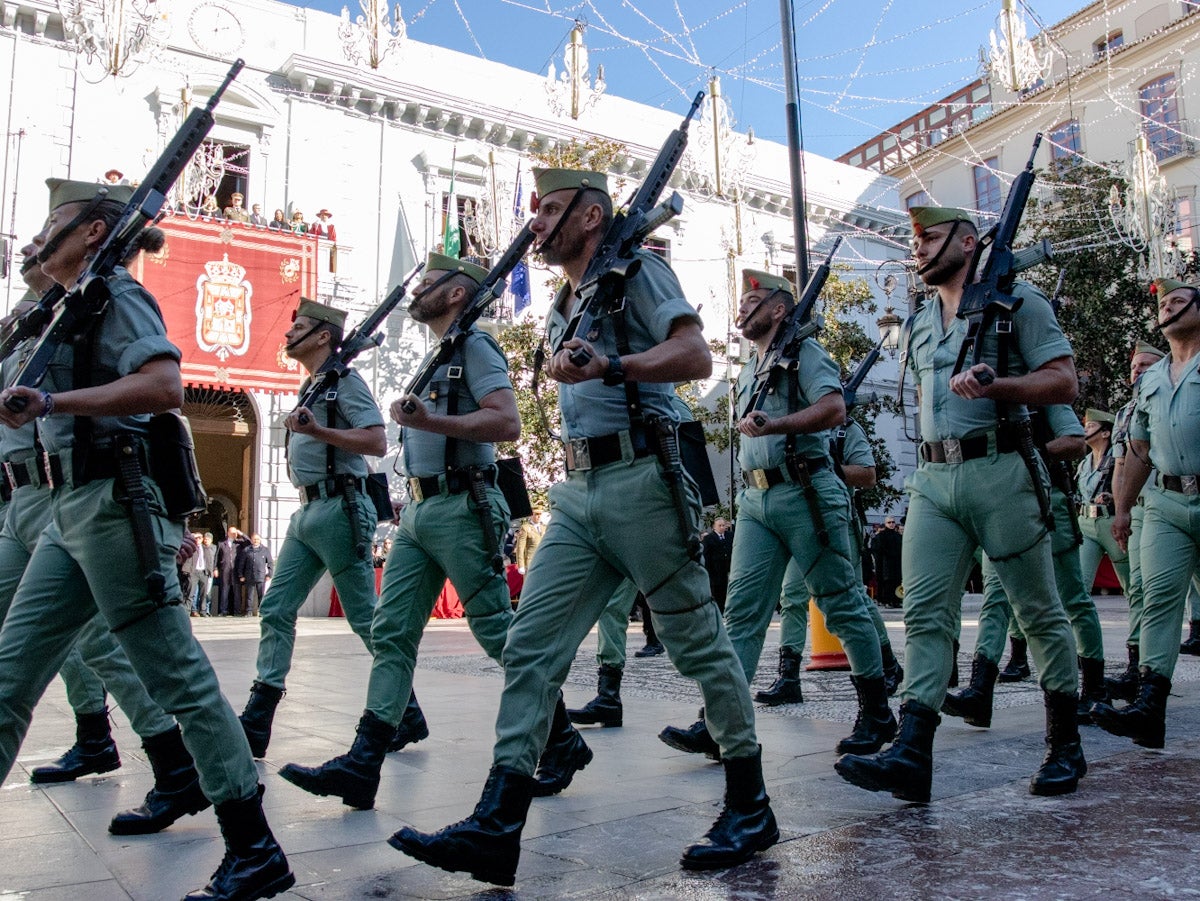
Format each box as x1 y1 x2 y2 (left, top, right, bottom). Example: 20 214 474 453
806 599 850 670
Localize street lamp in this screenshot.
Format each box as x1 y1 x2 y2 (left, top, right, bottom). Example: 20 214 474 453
339 1 406 70
1109 132 1179 281
59 0 170 81
985 0 1050 93
545 23 605 121
876 306 903 353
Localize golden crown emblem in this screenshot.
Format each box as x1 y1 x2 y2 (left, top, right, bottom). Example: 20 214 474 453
204 254 246 285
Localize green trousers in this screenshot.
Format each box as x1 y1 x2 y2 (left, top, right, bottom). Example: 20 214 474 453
1078 512 1129 596
0 484 174 736
365 486 512 725
725 470 883 683
255 492 378 689
1137 486 1200 678
1124 504 1146 644
594 579 639 669
778 499 891 653
0 478 257 803
976 488 1101 662
901 453 1077 709
495 456 758 774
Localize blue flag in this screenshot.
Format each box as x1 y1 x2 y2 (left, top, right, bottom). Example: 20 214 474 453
511 165 532 315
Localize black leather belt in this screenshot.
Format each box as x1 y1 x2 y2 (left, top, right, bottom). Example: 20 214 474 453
742 457 829 489
1080 502 1115 518
1160 474 1200 496
301 475 366 504
2 458 37 491
564 430 655 472
920 430 1018 464
407 467 497 503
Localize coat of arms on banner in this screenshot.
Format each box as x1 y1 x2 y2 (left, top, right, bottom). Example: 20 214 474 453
196 254 252 361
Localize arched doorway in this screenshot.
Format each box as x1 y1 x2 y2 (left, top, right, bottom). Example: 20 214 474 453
183 387 258 537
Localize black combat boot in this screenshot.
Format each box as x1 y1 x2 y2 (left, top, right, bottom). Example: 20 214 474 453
31 708 121 784
836 675 898 754
680 748 779 870
531 694 593 796
1181 621 1200 656
1105 643 1140 703
754 647 803 706
948 639 960 687
567 664 624 727
1092 666 1171 749
1076 656 1109 725
183 785 294 901
388 690 430 752
835 700 940 803
941 653 999 728
279 710 395 809
109 726 210 835
998 637 1031 682
881 643 905 697
239 682 284 759
388 765 535 886
1030 690 1087 796
658 707 720 760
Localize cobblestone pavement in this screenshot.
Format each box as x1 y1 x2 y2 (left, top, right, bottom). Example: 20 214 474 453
4 595 1199 900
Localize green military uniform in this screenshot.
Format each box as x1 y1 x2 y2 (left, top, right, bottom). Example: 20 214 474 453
1076 408 1129 596
1127 347 1200 678
0 264 258 805
776 418 892 656
726 316 882 687
974 405 1103 662
1113 394 1148 645
364 259 513 725
493 245 758 773
253 309 383 690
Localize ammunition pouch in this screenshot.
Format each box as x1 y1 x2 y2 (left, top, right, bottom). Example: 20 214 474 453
146 412 207 518
364 472 394 520
496 456 532 520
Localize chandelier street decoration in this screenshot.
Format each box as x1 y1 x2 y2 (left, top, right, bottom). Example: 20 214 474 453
1109 132 1180 281
339 0 406 70
58 0 170 81
545 22 605 120
985 0 1050 93
684 74 756 200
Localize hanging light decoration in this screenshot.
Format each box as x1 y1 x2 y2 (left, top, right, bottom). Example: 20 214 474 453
1109 132 1180 281
545 22 605 120
684 74 756 200
985 0 1050 93
339 0 406 70
58 0 170 81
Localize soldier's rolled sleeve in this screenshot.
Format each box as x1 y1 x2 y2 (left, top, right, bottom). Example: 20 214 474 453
1012 283 1073 371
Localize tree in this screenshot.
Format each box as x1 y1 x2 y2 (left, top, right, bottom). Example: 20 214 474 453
1023 161 1162 414
495 318 561 511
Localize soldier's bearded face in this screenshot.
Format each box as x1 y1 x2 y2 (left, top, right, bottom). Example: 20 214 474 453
912 225 969 286
408 274 452 323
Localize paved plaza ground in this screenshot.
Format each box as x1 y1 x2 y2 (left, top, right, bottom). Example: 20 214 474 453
4 594 1199 900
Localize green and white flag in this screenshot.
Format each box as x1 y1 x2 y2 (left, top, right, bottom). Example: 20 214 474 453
443 146 461 257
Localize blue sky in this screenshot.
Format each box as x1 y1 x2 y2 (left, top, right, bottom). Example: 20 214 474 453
290 1 1085 158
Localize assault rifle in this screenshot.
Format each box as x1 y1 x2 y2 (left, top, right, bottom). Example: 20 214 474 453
842 334 884 412
400 222 536 413
741 235 843 419
6 59 245 412
294 260 426 423
553 91 704 366
0 284 64 361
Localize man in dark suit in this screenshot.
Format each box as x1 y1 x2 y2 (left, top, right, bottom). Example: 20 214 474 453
237 535 274 617
214 527 249 616
701 518 735 612
872 517 903 609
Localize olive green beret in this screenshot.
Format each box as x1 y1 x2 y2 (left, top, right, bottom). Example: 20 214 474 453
909 206 975 235
1152 277 1194 298
1132 340 1165 361
1084 407 1115 426
741 268 795 298
425 252 489 286
46 178 134 213
295 297 347 330
532 167 609 199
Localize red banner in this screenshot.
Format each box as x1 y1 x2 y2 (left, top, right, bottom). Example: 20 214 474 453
131 218 320 394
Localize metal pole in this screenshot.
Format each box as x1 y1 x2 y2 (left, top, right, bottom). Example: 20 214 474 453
778 0 810 285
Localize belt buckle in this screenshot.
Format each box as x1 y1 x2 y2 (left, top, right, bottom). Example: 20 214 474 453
408 477 425 503
2 461 14 490
943 439 963 465
749 469 770 490
566 438 592 472
1183 475 1199 496
41 453 56 489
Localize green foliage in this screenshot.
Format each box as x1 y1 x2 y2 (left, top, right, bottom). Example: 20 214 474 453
495 318 560 510
1023 161 1162 414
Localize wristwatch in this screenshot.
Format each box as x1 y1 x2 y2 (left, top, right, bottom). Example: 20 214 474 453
602 354 625 386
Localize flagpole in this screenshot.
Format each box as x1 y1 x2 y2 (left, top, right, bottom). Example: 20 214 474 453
778 0 810 286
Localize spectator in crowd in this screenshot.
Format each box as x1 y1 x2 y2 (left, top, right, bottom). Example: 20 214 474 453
269 208 288 231
290 211 308 234
249 203 269 227
224 192 250 223
310 209 337 240
701 517 735 612
195 532 215 616
237 534 274 618
872 516 903 608
200 195 221 219
180 533 204 617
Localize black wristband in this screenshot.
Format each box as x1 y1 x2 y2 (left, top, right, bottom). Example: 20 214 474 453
602 354 625 386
